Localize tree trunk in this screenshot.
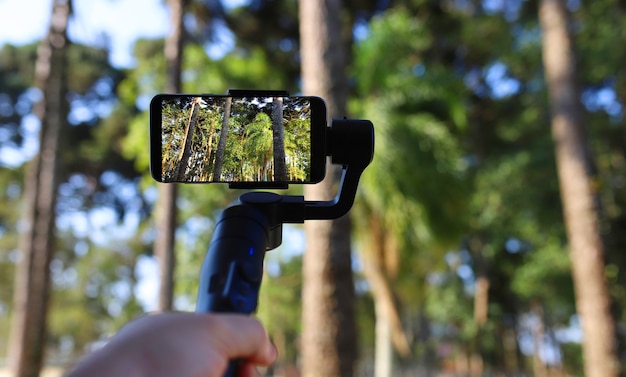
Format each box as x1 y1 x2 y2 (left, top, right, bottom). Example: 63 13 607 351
175 97 201 181
502 327 520 375
156 0 185 311
470 241 488 377
213 96 231 181
8 1 71 376
530 301 548 377
299 0 357 376
374 305 393 377
272 96 287 181
539 1 620 376
361 214 411 377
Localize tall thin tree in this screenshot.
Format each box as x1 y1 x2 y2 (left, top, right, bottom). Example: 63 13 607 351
539 1 620 376
156 0 185 311
300 0 357 376
175 97 201 180
272 97 287 181
8 1 71 376
212 96 232 181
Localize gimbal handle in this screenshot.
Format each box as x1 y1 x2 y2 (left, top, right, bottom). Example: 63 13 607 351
195 204 269 377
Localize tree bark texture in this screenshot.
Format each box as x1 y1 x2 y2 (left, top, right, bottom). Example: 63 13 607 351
539 1 620 376
272 97 287 181
175 97 201 180
299 0 357 376
8 1 70 376
213 96 232 181
156 0 185 311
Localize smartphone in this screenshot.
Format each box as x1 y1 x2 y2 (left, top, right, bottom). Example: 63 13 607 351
150 94 327 185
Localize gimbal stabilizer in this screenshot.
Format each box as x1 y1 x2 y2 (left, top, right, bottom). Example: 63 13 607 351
193 91 374 376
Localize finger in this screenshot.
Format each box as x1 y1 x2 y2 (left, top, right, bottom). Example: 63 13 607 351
201 314 277 365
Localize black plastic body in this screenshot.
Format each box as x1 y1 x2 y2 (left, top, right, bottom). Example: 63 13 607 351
149 93 327 186
195 205 269 313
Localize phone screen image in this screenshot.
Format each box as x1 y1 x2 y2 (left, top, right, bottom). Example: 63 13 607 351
152 95 326 184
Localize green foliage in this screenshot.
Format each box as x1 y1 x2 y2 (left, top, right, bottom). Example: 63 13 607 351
181 44 293 93
511 241 573 303
353 8 470 246
351 10 471 319
354 9 431 95
425 272 474 340
0 43 37 94
243 112 273 179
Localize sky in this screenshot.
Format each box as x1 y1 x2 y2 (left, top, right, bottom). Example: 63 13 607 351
0 0 247 67
0 0 170 68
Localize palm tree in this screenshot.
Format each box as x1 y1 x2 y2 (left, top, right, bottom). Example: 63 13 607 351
244 113 273 181
357 102 468 376
351 10 469 376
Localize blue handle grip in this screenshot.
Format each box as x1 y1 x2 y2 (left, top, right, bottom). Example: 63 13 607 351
195 205 269 377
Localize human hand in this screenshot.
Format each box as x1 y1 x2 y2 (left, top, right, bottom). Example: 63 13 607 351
66 312 277 377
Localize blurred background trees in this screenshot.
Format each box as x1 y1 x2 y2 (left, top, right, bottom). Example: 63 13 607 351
1 0 625 376
8 1 71 376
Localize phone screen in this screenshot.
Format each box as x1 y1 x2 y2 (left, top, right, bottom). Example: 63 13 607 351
150 94 327 184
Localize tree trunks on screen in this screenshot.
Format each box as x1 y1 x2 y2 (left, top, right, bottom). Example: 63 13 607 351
272 97 287 182
175 97 201 181
156 0 185 311
539 1 620 376
299 0 357 376
7 1 71 376
213 96 231 181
